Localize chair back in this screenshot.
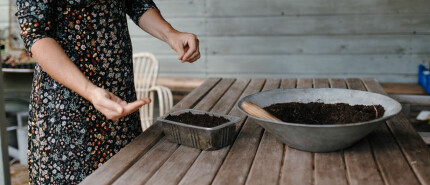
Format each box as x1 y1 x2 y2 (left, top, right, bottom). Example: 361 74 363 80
133 53 159 129
133 52 159 97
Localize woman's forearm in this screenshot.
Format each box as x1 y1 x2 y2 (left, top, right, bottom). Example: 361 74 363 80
31 38 150 120
137 9 177 42
31 38 97 102
137 9 200 63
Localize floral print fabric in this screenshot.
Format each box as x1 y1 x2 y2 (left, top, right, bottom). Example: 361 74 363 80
16 0 156 184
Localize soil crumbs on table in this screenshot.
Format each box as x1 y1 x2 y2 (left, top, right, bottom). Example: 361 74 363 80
264 102 385 124
166 112 230 128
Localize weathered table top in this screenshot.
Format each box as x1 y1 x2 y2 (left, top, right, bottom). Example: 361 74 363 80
81 78 430 185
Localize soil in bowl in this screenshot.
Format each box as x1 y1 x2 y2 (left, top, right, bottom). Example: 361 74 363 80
165 112 230 128
264 102 385 125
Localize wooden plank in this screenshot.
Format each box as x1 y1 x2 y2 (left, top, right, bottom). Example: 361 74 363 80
207 0 430 16
349 78 421 185
230 79 266 133
363 78 430 185
0 61 11 185
207 55 428 75
206 73 419 84
131 37 208 55
211 79 281 185
131 37 178 55
329 78 348 89
145 146 201 185
128 18 205 38
368 124 421 185
178 79 264 185
313 78 329 88
334 78 384 185
138 78 236 185
314 153 348 185
156 77 205 93
281 78 297 89
344 139 385 185
155 1 205 17
81 124 164 185
112 138 179 185
206 35 430 55
193 78 236 111
162 79 249 185
280 148 313 185
154 55 207 74
279 78 313 185
389 95 430 105
81 78 220 184
207 15 430 36
113 78 231 185
297 78 313 88
346 78 366 90
0 6 8 23
314 79 348 185
208 78 250 114
380 83 427 95
386 114 430 184
170 78 221 112
245 79 283 185
245 131 284 185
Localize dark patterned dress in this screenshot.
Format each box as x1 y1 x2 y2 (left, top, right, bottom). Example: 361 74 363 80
16 0 157 184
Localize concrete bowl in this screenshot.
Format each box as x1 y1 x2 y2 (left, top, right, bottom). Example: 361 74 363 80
237 88 402 152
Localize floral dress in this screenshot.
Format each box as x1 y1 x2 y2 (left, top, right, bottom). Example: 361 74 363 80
16 0 157 184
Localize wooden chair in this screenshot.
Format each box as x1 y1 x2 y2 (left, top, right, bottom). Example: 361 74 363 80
133 53 173 130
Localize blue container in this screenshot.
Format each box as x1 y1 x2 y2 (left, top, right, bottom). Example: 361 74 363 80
418 64 430 93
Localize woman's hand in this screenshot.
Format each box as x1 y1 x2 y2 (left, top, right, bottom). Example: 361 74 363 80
166 31 200 63
87 86 151 120
137 9 200 63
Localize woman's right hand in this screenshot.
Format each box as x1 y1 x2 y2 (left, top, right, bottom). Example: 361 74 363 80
87 85 151 120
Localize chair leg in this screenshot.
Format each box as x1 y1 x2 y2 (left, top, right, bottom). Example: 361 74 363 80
150 86 173 117
148 92 155 128
137 86 174 130
160 86 173 113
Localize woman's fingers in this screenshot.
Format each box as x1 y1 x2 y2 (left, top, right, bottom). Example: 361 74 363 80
92 90 123 113
98 106 122 120
109 92 124 103
186 51 200 63
91 87 152 120
100 97 124 113
119 100 127 106
176 43 185 60
141 97 152 104
122 98 151 116
99 99 147 120
182 38 197 62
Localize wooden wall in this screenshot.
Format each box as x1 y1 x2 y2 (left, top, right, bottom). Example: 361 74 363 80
0 1 8 29
2 0 430 82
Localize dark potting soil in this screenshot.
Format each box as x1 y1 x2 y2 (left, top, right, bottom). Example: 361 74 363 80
165 112 230 128
264 102 385 125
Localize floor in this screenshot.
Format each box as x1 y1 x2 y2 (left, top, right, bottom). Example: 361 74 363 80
10 162 28 185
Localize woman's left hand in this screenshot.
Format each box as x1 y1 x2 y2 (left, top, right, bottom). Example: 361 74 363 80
167 31 200 63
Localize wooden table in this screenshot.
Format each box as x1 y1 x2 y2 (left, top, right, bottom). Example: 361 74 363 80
81 78 430 185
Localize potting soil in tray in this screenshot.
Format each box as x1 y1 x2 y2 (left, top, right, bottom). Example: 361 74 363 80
264 102 385 125
165 112 230 128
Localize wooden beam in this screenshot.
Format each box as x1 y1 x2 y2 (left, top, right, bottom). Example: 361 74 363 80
380 83 426 95
0 61 11 185
156 77 205 93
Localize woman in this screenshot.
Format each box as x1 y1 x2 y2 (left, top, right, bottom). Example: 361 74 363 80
16 0 200 184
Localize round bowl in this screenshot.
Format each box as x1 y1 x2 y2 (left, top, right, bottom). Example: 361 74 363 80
237 88 402 152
